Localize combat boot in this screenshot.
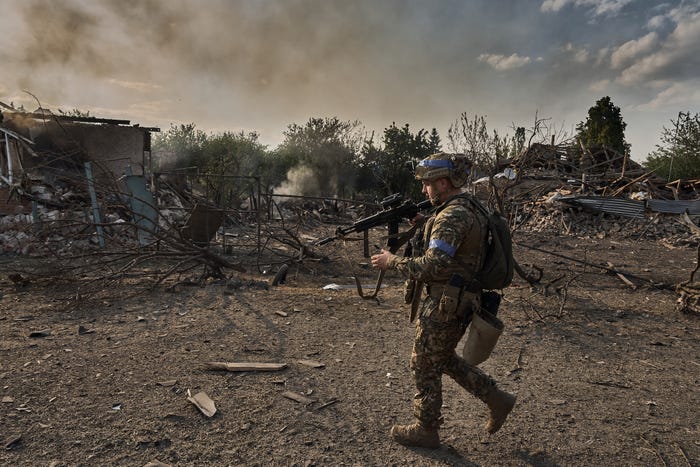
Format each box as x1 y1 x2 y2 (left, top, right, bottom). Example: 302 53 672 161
483 387 516 434
390 422 440 448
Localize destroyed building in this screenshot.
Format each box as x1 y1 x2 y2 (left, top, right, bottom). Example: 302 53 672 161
492 141 700 234
0 103 158 213
0 104 159 207
0 103 161 254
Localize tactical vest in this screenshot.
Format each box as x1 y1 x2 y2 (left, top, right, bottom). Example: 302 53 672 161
422 193 488 285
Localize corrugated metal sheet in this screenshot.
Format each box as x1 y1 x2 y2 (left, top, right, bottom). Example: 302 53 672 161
648 199 700 215
559 196 646 218
558 195 700 218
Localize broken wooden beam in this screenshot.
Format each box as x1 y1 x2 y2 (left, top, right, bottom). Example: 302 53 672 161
297 359 325 368
204 362 287 372
606 261 637 289
281 391 314 405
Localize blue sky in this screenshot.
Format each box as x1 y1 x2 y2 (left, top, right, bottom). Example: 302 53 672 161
1 0 699 161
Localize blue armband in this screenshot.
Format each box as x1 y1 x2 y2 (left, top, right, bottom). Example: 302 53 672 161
428 239 456 257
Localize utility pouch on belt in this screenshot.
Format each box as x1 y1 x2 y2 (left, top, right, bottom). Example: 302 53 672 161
438 273 464 316
462 307 504 366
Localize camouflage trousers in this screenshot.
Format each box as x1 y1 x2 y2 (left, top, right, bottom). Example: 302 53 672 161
410 295 495 427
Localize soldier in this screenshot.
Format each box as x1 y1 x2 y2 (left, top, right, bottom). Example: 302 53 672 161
371 152 516 449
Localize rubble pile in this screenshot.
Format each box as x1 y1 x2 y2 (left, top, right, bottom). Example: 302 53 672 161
490 142 700 246
1 171 698 256
0 166 382 293
511 189 700 246
0 214 33 254
507 142 645 178
2 210 135 256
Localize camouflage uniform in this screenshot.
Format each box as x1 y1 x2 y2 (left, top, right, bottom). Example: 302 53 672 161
388 193 496 428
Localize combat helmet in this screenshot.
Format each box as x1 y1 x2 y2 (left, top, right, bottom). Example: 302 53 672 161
415 152 472 188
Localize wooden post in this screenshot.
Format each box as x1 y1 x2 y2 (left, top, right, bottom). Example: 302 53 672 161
84 162 105 247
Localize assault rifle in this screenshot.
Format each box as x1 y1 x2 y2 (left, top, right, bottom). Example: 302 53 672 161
317 193 433 299
318 193 432 248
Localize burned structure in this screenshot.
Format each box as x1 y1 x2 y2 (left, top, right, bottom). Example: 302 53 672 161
0 103 342 292
0 103 156 213
491 141 700 234
0 103 180 286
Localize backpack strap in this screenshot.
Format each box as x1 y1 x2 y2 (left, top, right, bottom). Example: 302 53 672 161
435 193 490 292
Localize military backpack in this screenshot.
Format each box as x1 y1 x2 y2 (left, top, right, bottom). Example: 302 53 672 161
463 196 515 291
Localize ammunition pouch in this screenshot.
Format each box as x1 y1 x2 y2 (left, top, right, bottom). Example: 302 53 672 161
438 281 461 316
424 274 476 322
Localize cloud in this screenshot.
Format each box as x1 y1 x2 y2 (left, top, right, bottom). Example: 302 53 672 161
610 32 658 69
0 0 689 161
589 79 610 92
635 81 700 110
647 14 668 30
595 47 611 66
540 0 569 12
589 0 634 16
541 0 633 16
478 53 531 71
562 43 590 63
667 1 700 23
618 10 700 84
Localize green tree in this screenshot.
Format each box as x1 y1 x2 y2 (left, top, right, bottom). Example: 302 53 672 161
354 133 384 195
275 117 363 197
428 128 442 154
199 131 267 176
153 124 270 207
152 123 208 170
362 123 441 199
644 111 700 180
576 96 629 155
198 131 268 207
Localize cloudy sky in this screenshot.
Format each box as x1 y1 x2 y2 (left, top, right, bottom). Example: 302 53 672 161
1 0 699 161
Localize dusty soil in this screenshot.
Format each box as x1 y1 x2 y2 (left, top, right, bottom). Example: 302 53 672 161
1 229 699 466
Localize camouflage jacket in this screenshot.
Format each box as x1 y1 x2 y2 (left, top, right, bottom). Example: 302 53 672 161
388 193 487 285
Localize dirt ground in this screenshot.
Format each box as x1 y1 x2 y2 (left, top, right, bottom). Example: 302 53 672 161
1 227 699 466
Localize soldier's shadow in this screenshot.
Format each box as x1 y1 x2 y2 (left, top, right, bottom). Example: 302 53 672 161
408 444 479 466
413 445 560 466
